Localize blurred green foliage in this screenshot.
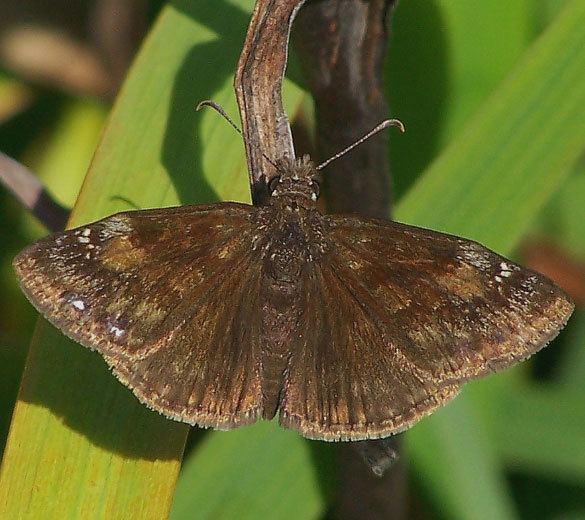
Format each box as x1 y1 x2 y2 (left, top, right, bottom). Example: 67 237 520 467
1 0 584 518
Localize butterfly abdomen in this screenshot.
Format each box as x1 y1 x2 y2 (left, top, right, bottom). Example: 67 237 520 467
259 276 305 419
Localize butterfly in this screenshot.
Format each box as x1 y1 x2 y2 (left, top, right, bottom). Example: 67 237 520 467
13 113 574 441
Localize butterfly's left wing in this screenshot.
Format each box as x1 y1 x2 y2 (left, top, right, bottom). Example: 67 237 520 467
14 203 267 429
279 216 574 441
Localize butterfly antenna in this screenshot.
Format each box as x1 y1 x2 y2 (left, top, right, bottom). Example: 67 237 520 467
197 100 279 171
316 119 405 171
196 100 243 136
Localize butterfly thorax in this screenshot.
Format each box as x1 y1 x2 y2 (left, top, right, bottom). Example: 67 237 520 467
252 155 327 283
255 197 327 284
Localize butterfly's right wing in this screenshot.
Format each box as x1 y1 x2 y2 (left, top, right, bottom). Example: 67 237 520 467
279 216 573 441
14 203 266 429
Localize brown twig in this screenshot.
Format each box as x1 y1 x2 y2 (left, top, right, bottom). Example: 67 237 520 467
0 152 69 231
235 0 306 204
294 0 396 218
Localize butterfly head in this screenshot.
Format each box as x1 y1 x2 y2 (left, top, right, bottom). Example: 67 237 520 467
268 155 320 203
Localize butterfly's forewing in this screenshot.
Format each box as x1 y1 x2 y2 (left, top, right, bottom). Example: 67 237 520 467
14 203 265 429
279 216 574 441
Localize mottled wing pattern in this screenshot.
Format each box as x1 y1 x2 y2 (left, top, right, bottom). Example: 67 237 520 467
14 203 265 429
279 216 574 441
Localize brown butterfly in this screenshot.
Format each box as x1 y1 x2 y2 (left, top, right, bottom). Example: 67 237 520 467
13 112 574 441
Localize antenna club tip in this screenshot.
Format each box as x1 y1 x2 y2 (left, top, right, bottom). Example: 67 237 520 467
196 100 210 112
384 118 405 133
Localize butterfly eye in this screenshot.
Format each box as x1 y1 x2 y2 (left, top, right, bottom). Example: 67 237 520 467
268 176 281 194
311 180 320 199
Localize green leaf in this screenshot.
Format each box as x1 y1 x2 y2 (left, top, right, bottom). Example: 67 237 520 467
431 0 535 141
395 0 585 518
406 397 517 520
556 309 585 393
396 0 585 254
32 99 107 208
494 388 585 483
172 422 328 520
387 0 535 197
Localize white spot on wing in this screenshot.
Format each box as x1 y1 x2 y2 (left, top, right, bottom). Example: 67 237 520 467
109 325 125 338
63 292 88 312
519 274 539 296
102 215 133 238
496 260 515 280
71 299 85 311
458 242 491 270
